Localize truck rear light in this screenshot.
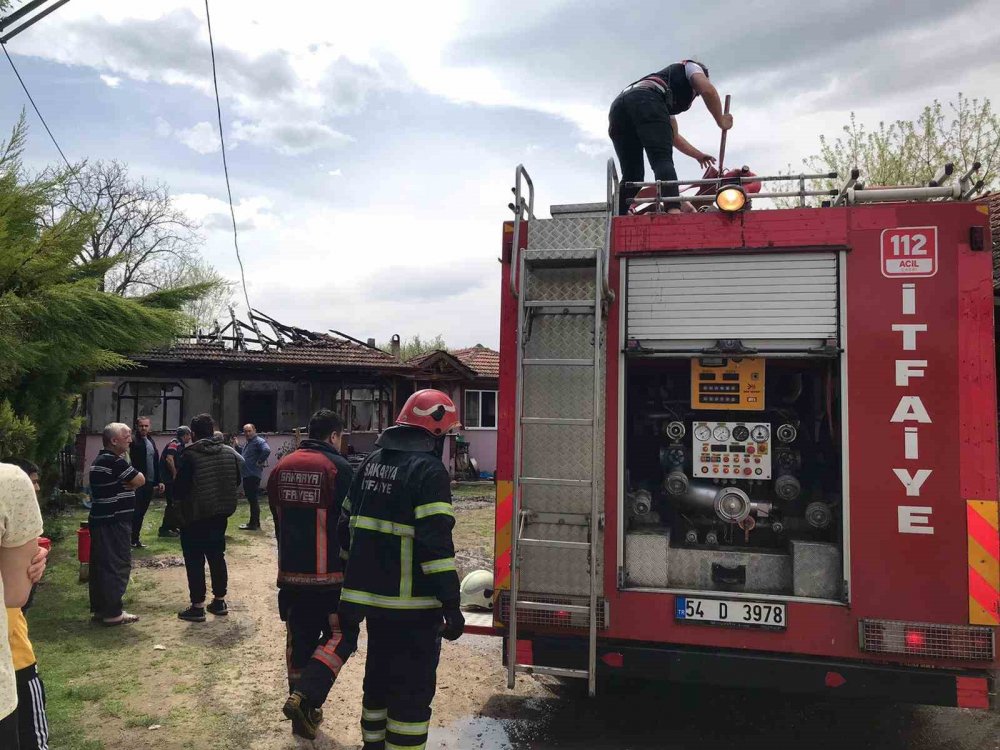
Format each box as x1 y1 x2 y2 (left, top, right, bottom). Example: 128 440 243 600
859 619 995 661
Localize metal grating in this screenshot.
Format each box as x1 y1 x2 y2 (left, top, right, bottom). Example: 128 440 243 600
499 591 608 630
858 619 995 661
627 252 840 352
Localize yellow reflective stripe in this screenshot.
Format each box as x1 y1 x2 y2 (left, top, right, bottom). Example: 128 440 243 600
386 743 425 750
350 515 415 537
420 557 456 574
400 537 413 598
387 718 429 735
363 730 386 742
362 707 387 721
341 589 441 609
342 497 351 512
413 502 454 520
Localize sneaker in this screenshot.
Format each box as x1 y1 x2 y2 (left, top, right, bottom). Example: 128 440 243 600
131 540 147 549
178 606 206 623
283 691 321 740
238 523 261 531
157 529 180 538
207 599 228 617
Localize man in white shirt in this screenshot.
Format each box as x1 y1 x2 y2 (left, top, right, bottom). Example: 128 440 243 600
0 462 45 749
609 59 733 214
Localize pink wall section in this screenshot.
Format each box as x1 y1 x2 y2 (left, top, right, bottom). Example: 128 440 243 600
463 430 497 476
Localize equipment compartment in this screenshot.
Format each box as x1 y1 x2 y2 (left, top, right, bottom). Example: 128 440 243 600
623 356 845 600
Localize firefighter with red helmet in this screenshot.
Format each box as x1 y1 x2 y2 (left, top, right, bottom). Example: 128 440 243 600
337 389 464 750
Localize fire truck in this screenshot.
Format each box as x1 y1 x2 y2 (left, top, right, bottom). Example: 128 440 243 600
476 160 1000 709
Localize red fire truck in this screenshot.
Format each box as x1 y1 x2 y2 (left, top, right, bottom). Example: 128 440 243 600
480 161 999 709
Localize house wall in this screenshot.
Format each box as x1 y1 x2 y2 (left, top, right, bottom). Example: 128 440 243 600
463 430 497 477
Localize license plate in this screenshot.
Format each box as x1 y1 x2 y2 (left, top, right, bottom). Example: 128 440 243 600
675 596 786 630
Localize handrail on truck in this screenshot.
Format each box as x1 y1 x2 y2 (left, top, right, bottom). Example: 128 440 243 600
508 164 535 299
604 158 618 303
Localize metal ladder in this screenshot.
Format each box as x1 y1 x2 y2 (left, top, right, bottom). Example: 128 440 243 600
505 162 617 697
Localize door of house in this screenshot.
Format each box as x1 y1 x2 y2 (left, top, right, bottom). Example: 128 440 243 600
239 391 278 433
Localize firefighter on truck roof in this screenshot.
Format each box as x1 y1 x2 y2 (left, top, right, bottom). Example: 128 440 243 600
269 409 358 740
337 389 465 750
610 58 733 214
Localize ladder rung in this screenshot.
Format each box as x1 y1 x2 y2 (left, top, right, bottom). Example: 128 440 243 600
520 477 593 487
520 538 589 550
515 664 588 679
515 600 590 614
523 300 596 309
523 358 593 367
521 417 593 426
523 511 591 526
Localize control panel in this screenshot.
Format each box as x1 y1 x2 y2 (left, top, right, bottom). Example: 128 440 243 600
693 421 772 480
691 357 765 411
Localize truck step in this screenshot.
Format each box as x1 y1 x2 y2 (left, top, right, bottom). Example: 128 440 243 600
522 300 596 311
520 477 593 487
520 538 589 550
523 358 594 367
514 664 588 679
515 600 590 614
521 417 593 426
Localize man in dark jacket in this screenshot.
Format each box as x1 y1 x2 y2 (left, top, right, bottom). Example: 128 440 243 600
337 389 465 750
128 416 164 548
158 426 192 538
609 59 732 214
173 414 241 623
269 410 356 740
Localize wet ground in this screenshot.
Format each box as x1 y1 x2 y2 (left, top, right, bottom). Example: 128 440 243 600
429 659 1000 750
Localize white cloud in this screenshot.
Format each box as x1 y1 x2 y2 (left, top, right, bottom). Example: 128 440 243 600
230 120 352 156
175 121 219 154
173 193 277 231
576 141 609 157
99 74 121 88
327 169 342 177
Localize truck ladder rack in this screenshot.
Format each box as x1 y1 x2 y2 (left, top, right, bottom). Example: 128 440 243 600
504 161 617 697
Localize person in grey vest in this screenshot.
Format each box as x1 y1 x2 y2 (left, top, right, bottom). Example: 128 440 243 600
173 414 241 623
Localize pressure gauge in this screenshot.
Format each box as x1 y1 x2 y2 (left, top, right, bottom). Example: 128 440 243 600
731 425 750 442
712 425 731 442
694 424 712 442
751 425 770 442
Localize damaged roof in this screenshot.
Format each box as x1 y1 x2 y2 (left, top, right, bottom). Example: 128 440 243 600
136 335 410 371
407 345 499 380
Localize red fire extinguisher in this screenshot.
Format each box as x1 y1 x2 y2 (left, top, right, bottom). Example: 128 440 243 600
77 522 90 582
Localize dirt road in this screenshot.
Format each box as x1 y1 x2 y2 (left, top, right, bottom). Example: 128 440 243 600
77 506 997 750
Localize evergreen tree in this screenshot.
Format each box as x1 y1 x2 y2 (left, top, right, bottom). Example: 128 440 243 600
0 116 210 463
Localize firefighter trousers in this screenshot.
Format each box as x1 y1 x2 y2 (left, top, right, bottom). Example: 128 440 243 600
279 589 358 707
360 614 442 750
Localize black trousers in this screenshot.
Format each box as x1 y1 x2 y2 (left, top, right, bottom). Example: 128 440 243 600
279 589 358 707
88 519 132 619
360 614 441 750
609 87 678 214
0 707 19 750
179 516 228 604
160 484 180 532
16 664 48 750
243 476 261 527
131 485 154 543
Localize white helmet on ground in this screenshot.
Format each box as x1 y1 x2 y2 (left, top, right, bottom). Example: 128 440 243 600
460 570 494 611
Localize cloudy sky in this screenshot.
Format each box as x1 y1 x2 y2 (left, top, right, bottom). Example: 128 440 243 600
1 0 997 348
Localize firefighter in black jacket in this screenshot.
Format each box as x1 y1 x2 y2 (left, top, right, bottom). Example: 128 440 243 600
273 409 357 740
338 389 464 750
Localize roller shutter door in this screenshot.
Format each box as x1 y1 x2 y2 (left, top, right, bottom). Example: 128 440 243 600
626 252 840 353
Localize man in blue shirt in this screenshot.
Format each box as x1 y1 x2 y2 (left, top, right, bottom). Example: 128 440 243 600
236 424 270 531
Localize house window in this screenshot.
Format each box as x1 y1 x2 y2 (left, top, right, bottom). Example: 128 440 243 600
336 387 392 433
464 390 497 430
117 382 183 431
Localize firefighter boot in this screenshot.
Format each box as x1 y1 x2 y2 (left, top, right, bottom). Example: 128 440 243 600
283 690 323 740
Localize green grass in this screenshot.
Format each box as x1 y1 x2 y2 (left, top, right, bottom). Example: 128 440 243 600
27 499 267 750
451 481 496 500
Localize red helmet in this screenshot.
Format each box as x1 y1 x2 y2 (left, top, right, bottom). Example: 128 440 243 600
395 389 460 436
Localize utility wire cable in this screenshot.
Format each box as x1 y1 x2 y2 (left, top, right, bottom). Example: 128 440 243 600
2 41 70 166
203 0 254 318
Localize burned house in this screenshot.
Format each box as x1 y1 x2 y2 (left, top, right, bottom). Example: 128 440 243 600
80 311 499 485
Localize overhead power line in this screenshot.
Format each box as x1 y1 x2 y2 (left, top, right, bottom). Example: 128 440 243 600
1 41 70 166
203 0 255 322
